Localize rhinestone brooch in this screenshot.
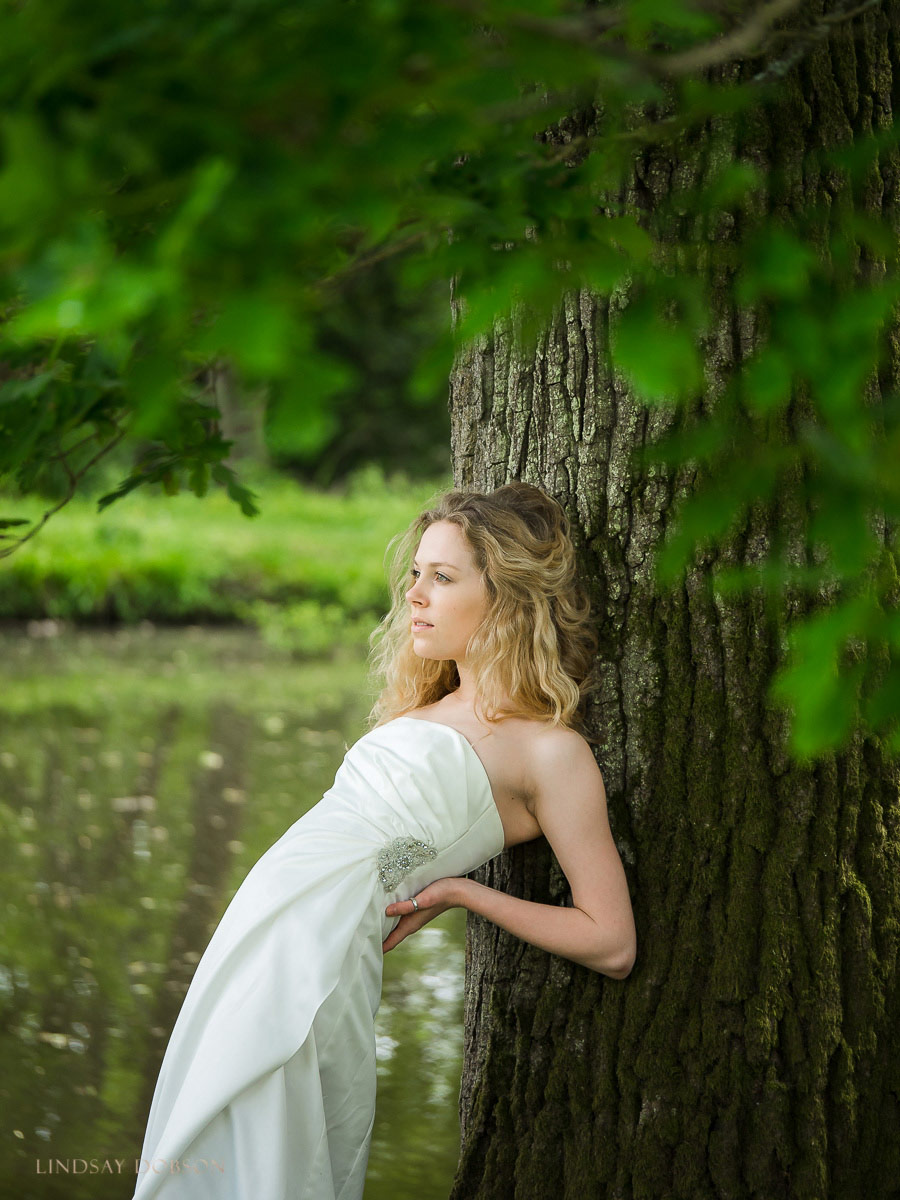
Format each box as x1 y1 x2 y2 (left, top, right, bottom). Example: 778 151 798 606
376 835 438 892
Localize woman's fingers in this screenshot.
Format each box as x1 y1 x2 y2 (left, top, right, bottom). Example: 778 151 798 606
382 884 456 953
382 914 419 953
384 878 456 922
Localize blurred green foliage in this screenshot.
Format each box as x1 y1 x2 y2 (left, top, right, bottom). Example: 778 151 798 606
296 259 451 485
2 0 900 756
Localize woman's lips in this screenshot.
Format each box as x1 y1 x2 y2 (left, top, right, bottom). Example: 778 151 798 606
411 620 433 629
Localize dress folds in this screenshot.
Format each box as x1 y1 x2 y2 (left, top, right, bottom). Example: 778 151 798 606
133 717 505 1200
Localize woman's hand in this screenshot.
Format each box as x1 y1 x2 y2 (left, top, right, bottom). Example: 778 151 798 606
382 876 464 954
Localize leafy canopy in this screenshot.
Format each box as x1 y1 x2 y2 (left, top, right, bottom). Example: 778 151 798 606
2 0 900 756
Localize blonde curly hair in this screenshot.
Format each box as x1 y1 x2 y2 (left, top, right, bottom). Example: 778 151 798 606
366 481 599 735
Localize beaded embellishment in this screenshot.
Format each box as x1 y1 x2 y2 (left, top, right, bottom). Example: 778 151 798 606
376 835 438 892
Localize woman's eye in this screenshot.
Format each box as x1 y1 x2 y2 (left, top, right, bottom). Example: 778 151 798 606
410 569 449 582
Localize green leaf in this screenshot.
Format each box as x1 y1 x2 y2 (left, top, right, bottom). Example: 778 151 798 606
189 461 210 498
194 296 298 378
635 410 734 468
613 300 703 403
454 249 550 340
862 661 900 729
701 160 763 210
771 595 874 757
742 347 793 414
775 660 865 760
625 0 722 44
809 493 878 577
654 450 785 583
603 217 655 264
156 157 235 264
210 464 260 517
737 230 817 302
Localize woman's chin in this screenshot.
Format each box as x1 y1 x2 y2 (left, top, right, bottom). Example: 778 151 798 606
411 645 451 662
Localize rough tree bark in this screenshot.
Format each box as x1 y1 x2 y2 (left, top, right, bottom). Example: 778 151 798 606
449 6 900 1198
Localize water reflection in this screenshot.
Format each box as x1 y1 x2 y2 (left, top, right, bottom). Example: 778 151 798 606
1 624 464 1199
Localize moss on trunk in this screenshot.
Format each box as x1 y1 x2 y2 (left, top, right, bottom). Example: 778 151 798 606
450 6 900 1197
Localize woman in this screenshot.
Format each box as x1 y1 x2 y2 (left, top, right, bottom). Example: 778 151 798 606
133 481 635 1200
377 482 636 973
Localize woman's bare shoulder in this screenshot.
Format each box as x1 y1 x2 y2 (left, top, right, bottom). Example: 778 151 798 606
499 715 591 747
534 721 594 757
493 716 597 777
405 701 594 769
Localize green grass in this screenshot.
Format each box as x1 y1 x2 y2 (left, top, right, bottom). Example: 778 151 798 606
0 464 451 630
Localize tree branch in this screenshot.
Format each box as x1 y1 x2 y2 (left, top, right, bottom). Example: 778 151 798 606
443 0 881 84
0 427 128 560
316 228 430 290
658 0 804 74
751 0 882 82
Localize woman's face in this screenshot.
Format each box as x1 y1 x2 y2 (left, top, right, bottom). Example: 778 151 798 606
406 520 488 664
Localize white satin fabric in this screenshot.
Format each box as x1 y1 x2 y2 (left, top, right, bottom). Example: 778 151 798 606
132 717 505 1200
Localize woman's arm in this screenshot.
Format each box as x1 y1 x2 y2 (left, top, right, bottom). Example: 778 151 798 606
505 725 636 977
384 728 636 979
453 874 633 979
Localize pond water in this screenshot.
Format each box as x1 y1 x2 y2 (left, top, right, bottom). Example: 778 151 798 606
1 624 468 1199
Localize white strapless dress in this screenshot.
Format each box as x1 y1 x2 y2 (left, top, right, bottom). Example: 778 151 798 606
132 717 505 1200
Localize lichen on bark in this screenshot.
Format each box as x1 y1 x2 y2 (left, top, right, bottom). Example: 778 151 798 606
449 6 900 1198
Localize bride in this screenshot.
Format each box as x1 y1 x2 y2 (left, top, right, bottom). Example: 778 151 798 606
133 479 635 1200
375 481 636 977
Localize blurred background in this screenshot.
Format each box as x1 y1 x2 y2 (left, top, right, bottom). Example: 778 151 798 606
1 325 468 1198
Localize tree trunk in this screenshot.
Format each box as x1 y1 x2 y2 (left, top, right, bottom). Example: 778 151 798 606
449 7 900 1198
